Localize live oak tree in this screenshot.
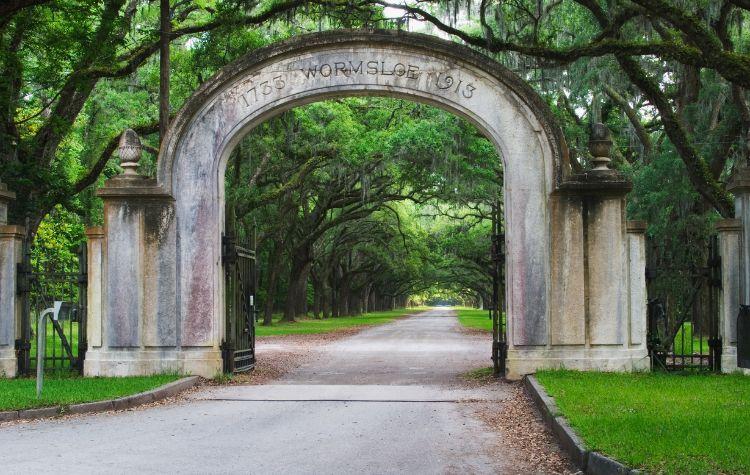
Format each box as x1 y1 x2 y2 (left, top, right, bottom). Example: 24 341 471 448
226 97 502 321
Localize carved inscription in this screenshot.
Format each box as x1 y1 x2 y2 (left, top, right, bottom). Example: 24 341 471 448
301 60 421 80
236 58 477 107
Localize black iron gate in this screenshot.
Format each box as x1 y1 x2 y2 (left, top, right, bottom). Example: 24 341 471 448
16 240 87 376
222 232 257 373
490 227 507 376
646 235 722 372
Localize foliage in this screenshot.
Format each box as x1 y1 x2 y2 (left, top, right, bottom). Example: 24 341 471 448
454 307 493 332
2 0 743 327
536 370 750 474
228 98 501 321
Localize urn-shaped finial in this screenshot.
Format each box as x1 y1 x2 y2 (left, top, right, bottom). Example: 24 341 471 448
588 123 612 171
118 129 142 176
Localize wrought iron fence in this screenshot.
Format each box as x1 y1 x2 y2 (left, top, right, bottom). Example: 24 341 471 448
646 235 721 372
16 240 87 376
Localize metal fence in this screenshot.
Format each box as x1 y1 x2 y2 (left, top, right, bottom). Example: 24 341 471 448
646 235 721 372
16 241 87 376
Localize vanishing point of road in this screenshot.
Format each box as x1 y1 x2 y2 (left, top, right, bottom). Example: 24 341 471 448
0 308 568 474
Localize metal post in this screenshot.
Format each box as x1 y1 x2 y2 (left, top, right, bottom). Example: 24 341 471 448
36 302 62 399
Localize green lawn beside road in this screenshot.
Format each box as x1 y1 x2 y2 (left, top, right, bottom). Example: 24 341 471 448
256 308 426 336
536 370 750 474
0 374 182 411
453 307 495 332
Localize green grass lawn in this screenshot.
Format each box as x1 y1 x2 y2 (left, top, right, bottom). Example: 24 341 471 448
255 307 426 336
0 374 183 411
30 320 79 367
535 370 750 474
672 322 710 356
453 306 495 332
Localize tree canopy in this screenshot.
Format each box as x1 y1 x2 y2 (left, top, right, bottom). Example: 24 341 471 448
1 0 740 316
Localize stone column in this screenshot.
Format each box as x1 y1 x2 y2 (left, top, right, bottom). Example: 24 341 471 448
715 219 745 373
0 182 24 377
729 168 750 305
626 221 648 347
507 124 650 378
727 168 750 374
85 227 104 350
84 130 219 377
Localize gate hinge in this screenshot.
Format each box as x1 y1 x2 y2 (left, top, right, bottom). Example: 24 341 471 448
14 339 30 351
222 235 237 266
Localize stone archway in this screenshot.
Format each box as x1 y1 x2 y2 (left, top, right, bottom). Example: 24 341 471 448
83 30 649 378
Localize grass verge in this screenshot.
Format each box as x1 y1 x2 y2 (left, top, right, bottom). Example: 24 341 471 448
535 370 750 474
0 374 183 411
255 307 426 336
453 307 494 332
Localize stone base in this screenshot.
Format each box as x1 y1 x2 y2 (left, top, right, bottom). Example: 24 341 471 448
505 347 650 380
721 347 750 375
84 348 222 378
0 348 16 378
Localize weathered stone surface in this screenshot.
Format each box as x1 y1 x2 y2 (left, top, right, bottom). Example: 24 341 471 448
18 406 60 420
586 452 631 475
717 219 742 373
0 224 24 378
729 167 750 306
587 198 627 346
105 199 142 347
161 31 557 354
549 194 585 345
86 30 647 378
627 221 647 346
142 201 177 347
67 400 114 414
0 182 14 226
86 227 104 348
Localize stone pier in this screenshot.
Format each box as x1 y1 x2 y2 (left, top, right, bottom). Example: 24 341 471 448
726 169 750 374
0 182 23 377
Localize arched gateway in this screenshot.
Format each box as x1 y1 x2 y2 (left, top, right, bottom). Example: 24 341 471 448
83 30 649 379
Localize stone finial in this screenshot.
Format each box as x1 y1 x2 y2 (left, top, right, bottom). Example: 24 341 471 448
118 129 142 176
588 123 612 171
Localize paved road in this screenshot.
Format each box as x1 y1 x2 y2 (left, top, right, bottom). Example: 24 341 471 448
0 308 528 474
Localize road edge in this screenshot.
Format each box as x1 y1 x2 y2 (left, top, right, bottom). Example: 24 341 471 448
0 376 201 423
523 375 643 475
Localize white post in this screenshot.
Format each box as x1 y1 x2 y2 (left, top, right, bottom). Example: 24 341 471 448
36 302 63 398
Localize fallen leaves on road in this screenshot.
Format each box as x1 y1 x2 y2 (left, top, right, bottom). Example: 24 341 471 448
473 382 576 475
224 328 365 385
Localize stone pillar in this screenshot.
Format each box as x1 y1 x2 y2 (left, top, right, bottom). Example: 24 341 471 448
727 168 750 374
84 130 219 377
715 219 745 373
85 227 104 350
626 221 648 347
729 169 750 305
0 182 23 377
506 124 650 378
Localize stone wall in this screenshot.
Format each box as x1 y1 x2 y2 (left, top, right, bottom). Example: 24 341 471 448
0 182 22 377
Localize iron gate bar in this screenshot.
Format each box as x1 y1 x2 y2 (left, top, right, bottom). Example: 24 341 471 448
16 240 88 376
222 232 256 374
